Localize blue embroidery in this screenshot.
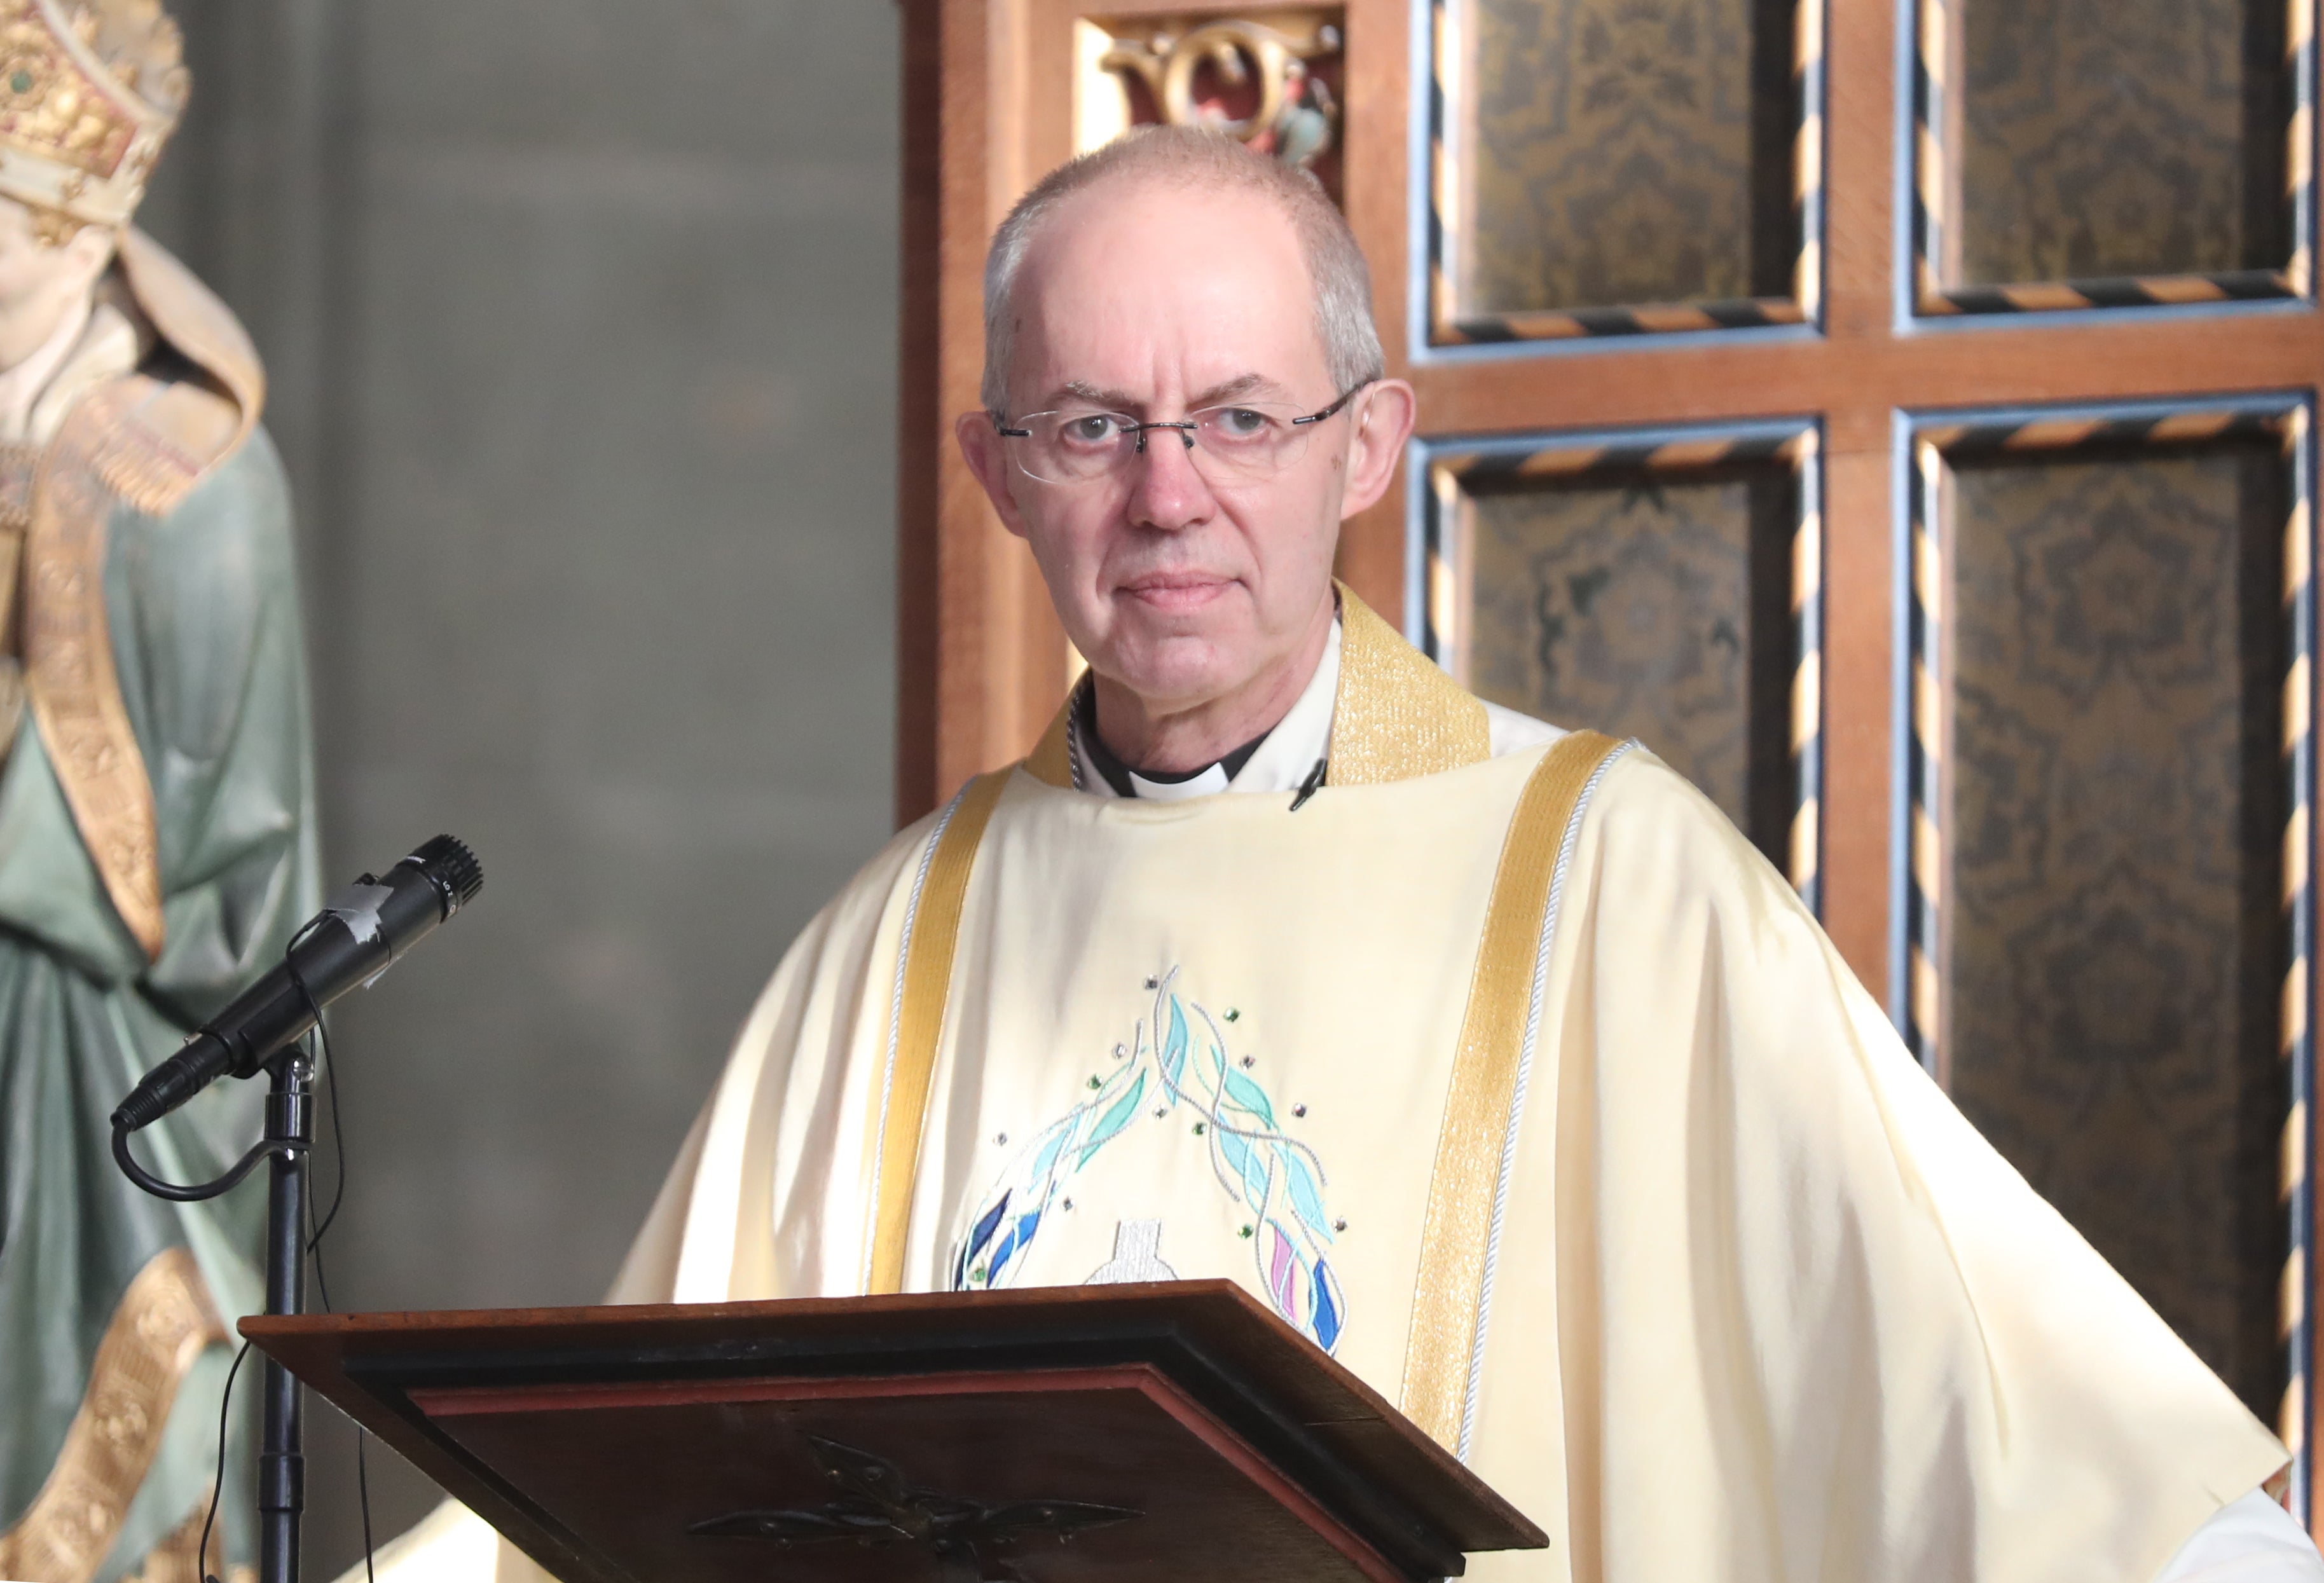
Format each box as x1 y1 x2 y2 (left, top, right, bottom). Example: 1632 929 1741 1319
950 968 1347 1353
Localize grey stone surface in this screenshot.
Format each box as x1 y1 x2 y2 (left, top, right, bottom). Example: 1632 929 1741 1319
137 1 902 1572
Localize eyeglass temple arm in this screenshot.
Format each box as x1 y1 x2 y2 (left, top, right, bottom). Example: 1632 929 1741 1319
1290 386 1363 427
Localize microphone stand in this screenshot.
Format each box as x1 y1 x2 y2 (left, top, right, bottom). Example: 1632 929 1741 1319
109 834 481 1583
114 1044 315 1583
259 1047 313 1583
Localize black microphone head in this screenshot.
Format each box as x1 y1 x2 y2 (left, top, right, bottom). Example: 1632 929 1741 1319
401 834 483 914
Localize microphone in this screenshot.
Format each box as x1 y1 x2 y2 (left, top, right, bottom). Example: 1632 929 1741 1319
111 834 483 1133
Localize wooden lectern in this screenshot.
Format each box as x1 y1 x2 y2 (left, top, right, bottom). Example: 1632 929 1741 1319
245 1280 1545 1583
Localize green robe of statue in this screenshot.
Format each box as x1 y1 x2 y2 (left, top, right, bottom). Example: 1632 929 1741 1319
0 231 319 1583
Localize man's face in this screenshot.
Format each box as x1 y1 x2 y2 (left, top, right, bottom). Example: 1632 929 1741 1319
958 179 1412 715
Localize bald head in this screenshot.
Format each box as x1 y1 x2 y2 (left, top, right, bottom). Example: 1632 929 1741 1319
952 129 1416 780
980 126 1383 416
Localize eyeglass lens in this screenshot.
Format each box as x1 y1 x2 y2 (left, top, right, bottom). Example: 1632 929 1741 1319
1007 402 1325 486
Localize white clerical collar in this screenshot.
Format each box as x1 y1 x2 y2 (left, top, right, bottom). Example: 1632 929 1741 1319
1071 617 1341 800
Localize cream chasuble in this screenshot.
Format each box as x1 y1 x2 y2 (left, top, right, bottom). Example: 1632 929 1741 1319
369 592 2290 1583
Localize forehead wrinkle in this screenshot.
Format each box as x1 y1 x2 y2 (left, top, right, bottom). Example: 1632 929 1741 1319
1053 378 1141 411
1045 371 1286 415
1187 372 1282 407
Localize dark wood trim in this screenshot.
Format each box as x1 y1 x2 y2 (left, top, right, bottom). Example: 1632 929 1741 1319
1410 313 2324 444
897 0 944 825
894 0 1074 825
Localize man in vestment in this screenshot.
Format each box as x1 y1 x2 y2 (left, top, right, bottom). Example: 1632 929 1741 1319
371 127 2324 1581
0 3 320 1579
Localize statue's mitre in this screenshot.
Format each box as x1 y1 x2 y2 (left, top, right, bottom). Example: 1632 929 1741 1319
0 0 183 228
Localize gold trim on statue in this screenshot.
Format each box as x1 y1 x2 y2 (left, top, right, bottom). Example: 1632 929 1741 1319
0 1247 228 1583
23 375 165 957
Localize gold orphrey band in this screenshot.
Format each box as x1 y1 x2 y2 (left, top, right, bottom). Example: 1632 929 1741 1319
1399 729 1624 1449
866 769 1012 1294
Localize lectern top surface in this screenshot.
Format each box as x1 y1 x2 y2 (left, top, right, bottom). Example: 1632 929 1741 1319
246 1280 1546 1583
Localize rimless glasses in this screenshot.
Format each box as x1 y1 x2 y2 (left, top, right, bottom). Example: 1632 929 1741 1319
994 383 1370 486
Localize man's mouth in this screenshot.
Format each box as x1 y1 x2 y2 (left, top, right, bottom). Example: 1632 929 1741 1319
1117 572 1232 613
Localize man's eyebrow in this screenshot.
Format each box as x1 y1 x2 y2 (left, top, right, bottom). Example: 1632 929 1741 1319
1187 373 1282 406
1051 380 1143 411
1040 373 1287 412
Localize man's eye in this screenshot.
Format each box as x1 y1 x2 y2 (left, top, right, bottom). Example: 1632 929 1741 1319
1059 415 1121 444
1214 408 1272 439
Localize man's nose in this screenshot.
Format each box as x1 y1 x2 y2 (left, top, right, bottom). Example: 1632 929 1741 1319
1126 425 1213 531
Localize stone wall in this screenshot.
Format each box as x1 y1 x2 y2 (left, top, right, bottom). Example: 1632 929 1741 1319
139 3 902 1570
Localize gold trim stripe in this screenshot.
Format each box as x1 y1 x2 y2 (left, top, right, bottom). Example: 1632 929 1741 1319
2004 416 2105 449
1790 798 1820 890
2289 1098 2310 1202
2151 409 2240 443
866 769 1012 1294
1329 584 1490 786
0 1248 227 1583
1791 648 1822 753
24 381 166 960
1399 729 1625 1451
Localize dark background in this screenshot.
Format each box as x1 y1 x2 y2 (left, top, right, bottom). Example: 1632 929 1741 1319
135 3 904 1572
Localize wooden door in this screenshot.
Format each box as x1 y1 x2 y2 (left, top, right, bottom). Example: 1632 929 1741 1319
896 0 2324 1522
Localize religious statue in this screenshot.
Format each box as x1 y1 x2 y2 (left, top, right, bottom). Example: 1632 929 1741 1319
0 3 319 1580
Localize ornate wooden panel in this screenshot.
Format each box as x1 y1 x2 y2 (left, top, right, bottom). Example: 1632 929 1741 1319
1902 400 2312 1424
1912 0 2314 312
1428 0 1822 339
1416 423 1820 893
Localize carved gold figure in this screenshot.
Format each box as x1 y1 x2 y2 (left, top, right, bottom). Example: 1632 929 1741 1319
1096 14 1342 172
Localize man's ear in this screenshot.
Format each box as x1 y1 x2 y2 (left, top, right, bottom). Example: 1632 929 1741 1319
955 411 1032 540
1337 380 1417 521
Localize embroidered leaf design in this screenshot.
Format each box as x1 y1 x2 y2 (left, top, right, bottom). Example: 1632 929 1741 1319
1078 1071 1146 1167
1310 1259 1342 1351
1216 1125 1271 1205
1031 1127 1068 1183
1160 997 1189 1095
1266 1224 1297 1312
964 1191 1010 1268
1285 1155 1328 1232
1216 1123 1255 1184
1243 1153 1273 1206
951 971 1347 1355
1220 1066 1276 1128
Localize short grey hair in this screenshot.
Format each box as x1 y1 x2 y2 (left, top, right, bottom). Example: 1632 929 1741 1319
980 125 1385 416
